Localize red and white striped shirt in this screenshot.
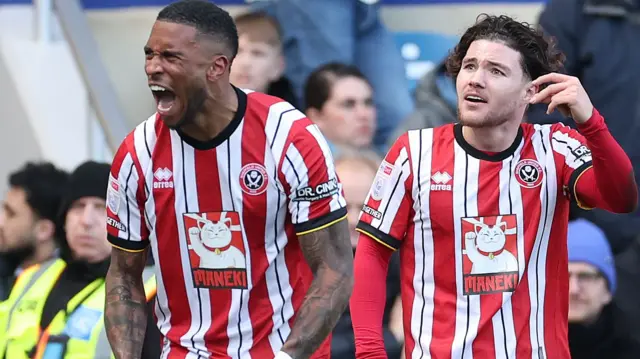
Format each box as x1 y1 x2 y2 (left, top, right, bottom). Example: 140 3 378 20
106 88 347 359
356 122 593 359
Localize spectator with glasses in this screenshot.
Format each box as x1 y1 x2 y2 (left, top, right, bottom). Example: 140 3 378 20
567 219 640 358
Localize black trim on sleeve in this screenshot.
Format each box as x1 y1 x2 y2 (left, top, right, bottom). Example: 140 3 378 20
108 234 149 252
294 207 348 236
568 161 593 207
355 221 402 251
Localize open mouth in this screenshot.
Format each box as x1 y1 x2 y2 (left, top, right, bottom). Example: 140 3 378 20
465 95 487 103
150 85 177 114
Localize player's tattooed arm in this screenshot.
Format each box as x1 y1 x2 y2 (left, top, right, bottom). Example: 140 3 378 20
282 218 354 359
105 247 148 359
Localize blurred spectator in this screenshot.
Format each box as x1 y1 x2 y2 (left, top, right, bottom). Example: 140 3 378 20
331 148 403 359
529 0 640 254
304 63 377 154
567 219 640 359
230 11 298 107
336 148 381 247
389 60 457 147
0 162 68 301
614 232 640 347
531 0 640 344
0 161 159 359
250 0 413 152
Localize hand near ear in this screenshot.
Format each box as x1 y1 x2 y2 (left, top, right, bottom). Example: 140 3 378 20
529 73 595 124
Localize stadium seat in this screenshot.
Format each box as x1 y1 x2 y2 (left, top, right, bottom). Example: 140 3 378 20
393 31 458 92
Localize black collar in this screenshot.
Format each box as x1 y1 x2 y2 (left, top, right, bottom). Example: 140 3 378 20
453 123 523 162
177 85 248 151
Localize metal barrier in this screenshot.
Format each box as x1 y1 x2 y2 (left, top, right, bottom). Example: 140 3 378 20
34 0 130 153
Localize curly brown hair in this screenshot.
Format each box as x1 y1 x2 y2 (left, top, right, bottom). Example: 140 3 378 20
445 14 565 82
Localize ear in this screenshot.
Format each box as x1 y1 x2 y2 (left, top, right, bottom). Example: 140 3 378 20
206 55 231 82
523 81 538 104
306 107 322 123
602 289 613 306
306 107 328 133
34 219 55 243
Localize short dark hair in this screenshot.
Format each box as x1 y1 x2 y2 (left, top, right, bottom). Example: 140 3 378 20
445 14 565 81
8 162 69 222
304 62 371 111
157 0 239 59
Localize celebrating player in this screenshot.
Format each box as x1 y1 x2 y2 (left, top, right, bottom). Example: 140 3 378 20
103 1 353 359
350 14 637 359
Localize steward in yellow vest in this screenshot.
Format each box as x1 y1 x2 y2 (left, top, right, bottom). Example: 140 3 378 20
0 161 161 359
0 162 69 302
0 259 157 359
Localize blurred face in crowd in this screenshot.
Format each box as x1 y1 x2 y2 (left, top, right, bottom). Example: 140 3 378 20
568 262 612 324
0 187 52 259
456 39 535 128
309 76 376 149
336 159 377 247
230 35 284 93
145 21 229 129
65 196 110 263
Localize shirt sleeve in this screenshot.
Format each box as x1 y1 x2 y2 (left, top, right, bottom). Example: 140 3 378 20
356 133 413 251
106 135 150 252
280 120 348 236
550 123 594 208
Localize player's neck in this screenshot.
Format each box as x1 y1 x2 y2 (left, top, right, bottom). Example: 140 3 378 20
181 84 239 142
461 118 521 153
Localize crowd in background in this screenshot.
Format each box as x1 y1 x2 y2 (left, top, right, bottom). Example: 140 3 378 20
1 0 639 358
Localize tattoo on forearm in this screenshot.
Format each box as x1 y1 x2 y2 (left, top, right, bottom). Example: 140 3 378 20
105 248 148 359
282 219 354 359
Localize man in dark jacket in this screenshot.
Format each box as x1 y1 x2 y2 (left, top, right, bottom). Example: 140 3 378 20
567 219 640 359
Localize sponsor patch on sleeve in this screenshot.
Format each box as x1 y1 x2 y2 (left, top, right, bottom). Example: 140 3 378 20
292 178 340 202
107 217 127 232
362 205 382 220
378 161 394 178
107 175 121 214
368 161 395 201
571 144 592 161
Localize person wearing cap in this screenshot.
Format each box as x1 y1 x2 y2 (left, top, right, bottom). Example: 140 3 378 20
0 161 160 359
567 218 640 359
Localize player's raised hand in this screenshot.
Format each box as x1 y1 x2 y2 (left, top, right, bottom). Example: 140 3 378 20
529 73 594 124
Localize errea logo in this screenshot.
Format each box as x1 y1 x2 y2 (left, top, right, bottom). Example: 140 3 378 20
154 167 174 189
431 171 452 191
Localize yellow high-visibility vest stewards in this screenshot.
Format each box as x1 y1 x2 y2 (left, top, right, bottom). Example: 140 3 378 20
0 258 156 359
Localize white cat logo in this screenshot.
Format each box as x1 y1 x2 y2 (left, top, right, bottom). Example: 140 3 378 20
185 212 246 269
462 216 518 274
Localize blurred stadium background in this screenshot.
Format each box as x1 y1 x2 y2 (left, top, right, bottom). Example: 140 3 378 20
0 0 544 195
